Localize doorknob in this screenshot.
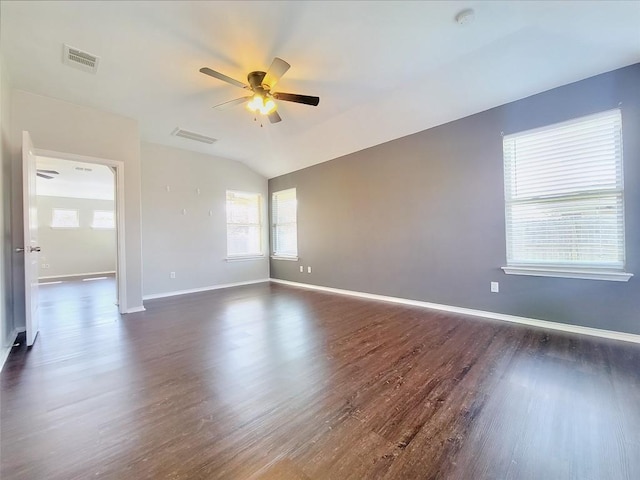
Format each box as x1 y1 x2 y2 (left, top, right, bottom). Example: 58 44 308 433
29 246 41 253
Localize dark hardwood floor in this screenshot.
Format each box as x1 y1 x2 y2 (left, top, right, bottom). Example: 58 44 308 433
2 279 639 479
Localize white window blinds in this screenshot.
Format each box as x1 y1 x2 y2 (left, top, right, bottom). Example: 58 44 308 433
272 188 298 257
226 191 262 257
503 109 625 270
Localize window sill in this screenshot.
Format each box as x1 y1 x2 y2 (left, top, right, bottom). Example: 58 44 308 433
501 266 633 282
225 255 266 262
270 255 299 262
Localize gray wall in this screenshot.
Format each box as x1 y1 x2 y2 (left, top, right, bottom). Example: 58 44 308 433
10 90 144 314
141 143 269 297
37 196 116 279
270 64 640 335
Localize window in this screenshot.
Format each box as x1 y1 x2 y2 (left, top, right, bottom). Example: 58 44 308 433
51 208 79 228
502 109 631 281
272 188 298 258
226 191 263 258
91 210 115 229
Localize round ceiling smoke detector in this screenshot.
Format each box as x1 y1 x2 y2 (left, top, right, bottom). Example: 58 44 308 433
455 8 475 25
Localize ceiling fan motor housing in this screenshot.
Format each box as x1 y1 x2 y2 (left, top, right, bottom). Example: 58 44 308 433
248 71 268 94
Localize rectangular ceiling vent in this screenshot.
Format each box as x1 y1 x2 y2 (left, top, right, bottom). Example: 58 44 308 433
63 44 100 73
171 127 217 144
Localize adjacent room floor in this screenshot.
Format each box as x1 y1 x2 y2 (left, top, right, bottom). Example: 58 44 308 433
1 280 639 479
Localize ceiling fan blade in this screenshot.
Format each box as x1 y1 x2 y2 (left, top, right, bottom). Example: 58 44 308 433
37 173 54 179
212 96 252 110
37 169 59 175
268 111 282 124
200 67 249 90
272 92 320 106
262 57 290 91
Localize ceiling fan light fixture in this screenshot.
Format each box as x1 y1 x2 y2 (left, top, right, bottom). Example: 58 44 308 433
262 98 277 115
247 94 262 113
247 94 277 115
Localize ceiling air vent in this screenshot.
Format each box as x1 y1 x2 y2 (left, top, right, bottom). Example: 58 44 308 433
171 128 217 144
63 44 100 73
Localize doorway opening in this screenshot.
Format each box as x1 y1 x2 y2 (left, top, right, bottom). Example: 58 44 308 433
35 155 120 329
31 147 127 315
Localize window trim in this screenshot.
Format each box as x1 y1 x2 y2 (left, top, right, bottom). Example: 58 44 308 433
270 255 299 261
225 190 264 259
502 109 631 282
271 187 298 259
502 266 632 282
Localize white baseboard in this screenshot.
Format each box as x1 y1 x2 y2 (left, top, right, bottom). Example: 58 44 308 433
124 306 146 314
142 278 270 301
39 271 116 281
270 278 640 344
1 327 24 372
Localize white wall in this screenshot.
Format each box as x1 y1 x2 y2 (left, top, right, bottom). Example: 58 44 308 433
37 196 116 279
10 90 143 317
1 48 16 365
141 142 269 297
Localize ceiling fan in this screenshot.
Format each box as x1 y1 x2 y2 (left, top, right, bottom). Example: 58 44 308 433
37 169 60 180
199 57 319 124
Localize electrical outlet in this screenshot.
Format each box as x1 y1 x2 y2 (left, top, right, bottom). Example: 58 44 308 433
299 265 304 273
307 266 312 274
491 281 499 293
170 272 176 279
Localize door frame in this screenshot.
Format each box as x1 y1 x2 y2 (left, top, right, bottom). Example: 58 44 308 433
34 148 127 314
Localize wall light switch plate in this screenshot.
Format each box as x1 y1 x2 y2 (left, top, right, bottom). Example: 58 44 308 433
170 272 176 279
307 266 312 274
299 266 304 273
491 281 499 293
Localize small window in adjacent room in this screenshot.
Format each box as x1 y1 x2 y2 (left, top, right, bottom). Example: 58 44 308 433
91 210 115 229
51 208 79 228
226 191 263 258
502 108 631 281
272 188 298 259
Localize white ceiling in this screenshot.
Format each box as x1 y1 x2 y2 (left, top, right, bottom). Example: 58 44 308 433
36 156 114 201
3 1 640 179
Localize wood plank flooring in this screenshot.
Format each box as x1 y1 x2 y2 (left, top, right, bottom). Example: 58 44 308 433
1 279 639 479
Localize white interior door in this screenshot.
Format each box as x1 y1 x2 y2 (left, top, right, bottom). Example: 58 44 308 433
22 131 40 346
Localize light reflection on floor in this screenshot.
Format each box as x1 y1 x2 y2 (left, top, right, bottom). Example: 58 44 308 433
211 295 328 420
